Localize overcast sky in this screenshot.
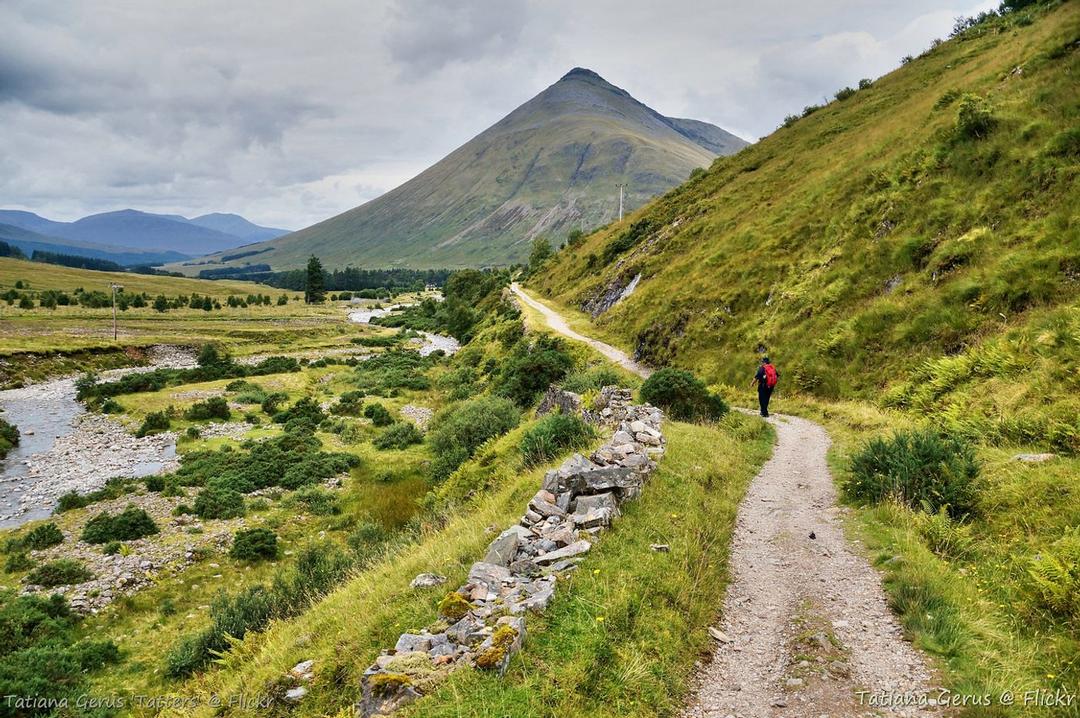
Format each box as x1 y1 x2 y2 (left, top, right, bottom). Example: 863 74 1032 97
1 0 997 230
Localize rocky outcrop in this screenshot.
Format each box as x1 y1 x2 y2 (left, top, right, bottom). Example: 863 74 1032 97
535 386 582 418
580 272 641 318
357 387 664 717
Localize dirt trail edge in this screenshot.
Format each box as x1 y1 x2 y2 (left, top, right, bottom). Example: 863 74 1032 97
510 283 652 377
511 283 941 717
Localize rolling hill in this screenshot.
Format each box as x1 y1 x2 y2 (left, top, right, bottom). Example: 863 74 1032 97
177 67 748 272
0 209 289 260
530 1 1079 446
0 222 189 266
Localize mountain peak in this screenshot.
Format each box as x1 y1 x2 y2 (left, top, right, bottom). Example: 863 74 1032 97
559 67 606 83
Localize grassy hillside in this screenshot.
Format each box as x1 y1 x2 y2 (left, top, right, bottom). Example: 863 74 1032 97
174 69 747 273
531 1 1079 448
528 2 1080 709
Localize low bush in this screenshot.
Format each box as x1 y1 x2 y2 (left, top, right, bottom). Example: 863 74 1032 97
288 485 340 515
560 366 625 394
0 592 120 716
347 520 389 566
0 417 19 459
373 422 424 450
428 396 520 481
230 528 279 562
165 541 352 677
331 390 365 416
260 391 289 415
493 336 574 407
136 411 171 437
54 478 139 513
183 396 230 421
364 402 394 427
144 475 165 492
193 486 246 519
1027 527 1080 622
26 559 93 587
4 552 32 573
22 523 64 550
521 413 595 466
955 93 996 139
640 368 728 421
273 396 326 428
81 505 159 543
844 428 980 518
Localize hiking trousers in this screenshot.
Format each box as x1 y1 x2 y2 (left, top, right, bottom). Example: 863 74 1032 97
758 385 773 417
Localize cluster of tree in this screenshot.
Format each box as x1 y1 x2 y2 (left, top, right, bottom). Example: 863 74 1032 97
250 263 451 294
0 240 26 259
30 250 125 272
197 264 272 279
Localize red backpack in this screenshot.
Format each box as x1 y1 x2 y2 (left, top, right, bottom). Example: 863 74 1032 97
763 363 778 389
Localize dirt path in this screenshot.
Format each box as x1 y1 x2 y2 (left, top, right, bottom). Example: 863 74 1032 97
510 283 652 377
513 284 941 717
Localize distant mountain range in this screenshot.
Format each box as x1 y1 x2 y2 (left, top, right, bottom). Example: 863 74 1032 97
0 209 290 266
175 67 748 272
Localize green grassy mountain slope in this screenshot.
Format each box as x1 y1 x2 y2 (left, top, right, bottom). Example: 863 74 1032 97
178 68 748 273
531 2 1079 449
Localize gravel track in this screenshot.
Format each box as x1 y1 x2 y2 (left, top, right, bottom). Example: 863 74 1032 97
511 284 942 718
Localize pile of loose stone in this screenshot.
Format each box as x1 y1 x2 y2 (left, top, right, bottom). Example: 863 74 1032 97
357 386 664 717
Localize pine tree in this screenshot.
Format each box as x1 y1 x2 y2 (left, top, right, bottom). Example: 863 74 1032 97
305 255 326 304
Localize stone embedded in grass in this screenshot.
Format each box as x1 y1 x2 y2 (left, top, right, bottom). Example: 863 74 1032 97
409 573 447 589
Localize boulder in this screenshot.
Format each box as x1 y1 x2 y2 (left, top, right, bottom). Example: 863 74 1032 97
573 492 618 514
536 386 583 418
394 634 431 654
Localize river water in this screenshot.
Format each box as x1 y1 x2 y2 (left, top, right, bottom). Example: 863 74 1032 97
347 303 460 356
0 349 193 529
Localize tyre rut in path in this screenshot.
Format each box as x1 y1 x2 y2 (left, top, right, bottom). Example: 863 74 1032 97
511 284 942 717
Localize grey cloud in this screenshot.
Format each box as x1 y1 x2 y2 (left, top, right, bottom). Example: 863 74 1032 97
1 0 999 229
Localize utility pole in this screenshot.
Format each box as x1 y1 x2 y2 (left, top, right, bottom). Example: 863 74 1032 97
616 183 627 222
110 283 123 341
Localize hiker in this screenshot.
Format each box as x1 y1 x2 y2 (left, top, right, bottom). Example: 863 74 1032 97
751 356 779 417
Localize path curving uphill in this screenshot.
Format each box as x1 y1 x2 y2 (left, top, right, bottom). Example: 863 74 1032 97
512 283 941 717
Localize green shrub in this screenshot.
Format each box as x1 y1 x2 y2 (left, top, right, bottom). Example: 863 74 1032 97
81 505 159 544
364 402 394 427
144 475 165 492
26 559 93 587
102 541 122 556
100 398 122 414
136 411 171 437
0 417 19 459
273 396 326 427
260 391 289 415
521 413 595 466
4 552 33 573
23 523 64 550
493 336 574 407
1027 527 1080 621
331 390 365 416
193 486 246 519
165 541 352 677
428 396 520 481
955 93 996 139
640 368 728 421
347 520 389 566
0 592 120 715
845 428 980 517
183 396 230 421
288 486 340 515
373 422 424 450
560 367 625 393
230 528 279 562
